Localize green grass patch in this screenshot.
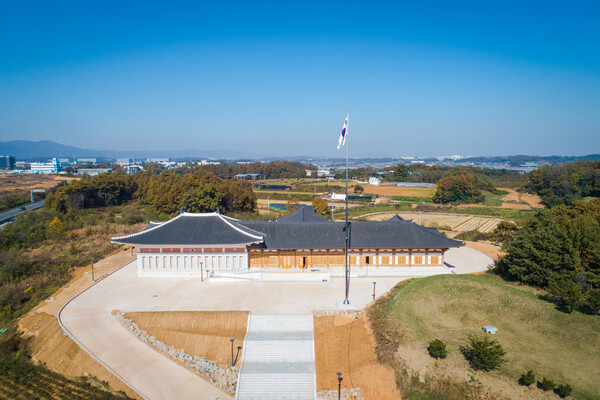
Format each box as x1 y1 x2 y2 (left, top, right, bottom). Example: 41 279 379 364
391 196 434 203
450 206 532 219
346 203 413 218
481 191 504 207
370 274 600 400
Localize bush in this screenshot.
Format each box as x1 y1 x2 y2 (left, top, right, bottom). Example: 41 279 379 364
539 377 555 391
556 383 572 398
121 206 145 225
547 279 583 313
460 333 506 371
427 339 448 359
519 370 535 386
585 288 600 314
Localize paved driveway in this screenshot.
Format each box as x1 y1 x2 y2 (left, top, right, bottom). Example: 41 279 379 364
60 246 491 400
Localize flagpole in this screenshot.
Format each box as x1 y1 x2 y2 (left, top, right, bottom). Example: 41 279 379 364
344 109 350 305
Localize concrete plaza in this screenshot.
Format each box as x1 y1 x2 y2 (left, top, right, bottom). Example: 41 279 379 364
60 247 492 400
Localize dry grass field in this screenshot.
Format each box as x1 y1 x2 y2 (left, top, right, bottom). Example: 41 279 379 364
0 173 78 195
313 314 400 400
363 211 505 235
381 275 600 400
362 184 435 197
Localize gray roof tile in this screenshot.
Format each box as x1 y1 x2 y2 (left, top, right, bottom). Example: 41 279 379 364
112 210 463 249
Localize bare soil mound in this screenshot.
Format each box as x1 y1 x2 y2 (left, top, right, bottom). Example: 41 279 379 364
314 314 400 400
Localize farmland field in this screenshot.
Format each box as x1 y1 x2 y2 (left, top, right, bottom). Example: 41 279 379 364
362 184 436 197
362 211 505 235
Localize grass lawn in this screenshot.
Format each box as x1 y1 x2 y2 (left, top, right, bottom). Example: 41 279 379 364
481 190 505 207
378 274 600 399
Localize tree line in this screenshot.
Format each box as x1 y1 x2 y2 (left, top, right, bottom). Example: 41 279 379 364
496 199 600 313
384 164 522 184
46 169 257 216
197 161 313 180
527 161 600 207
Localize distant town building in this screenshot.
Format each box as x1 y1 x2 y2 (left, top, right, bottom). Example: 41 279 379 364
76 168 112 176
0 155 16 170
30 158 63 174
57 158 70 163
76 157 97 164
146 158 170 163
234 173 265 181
331 193 346 201
305 170 313 177
123 164 144 175
317 169 331 177
117 158 136 165
15 161 28 170
199 159 221 165
368 177 381 186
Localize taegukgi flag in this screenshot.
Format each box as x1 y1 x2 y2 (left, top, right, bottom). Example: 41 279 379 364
337 111 348 150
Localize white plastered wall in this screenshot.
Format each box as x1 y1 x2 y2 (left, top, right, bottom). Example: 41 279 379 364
137 252 248 277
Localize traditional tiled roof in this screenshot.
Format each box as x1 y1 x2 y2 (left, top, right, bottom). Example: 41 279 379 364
111 213 264 246
276 208 330 223
387 214 404 221
239 219 461 249
112 209 463 249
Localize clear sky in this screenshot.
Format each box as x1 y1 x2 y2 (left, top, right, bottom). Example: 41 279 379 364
1 1 599 158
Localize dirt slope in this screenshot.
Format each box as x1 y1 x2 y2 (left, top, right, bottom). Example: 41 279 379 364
314 314 400 400
125 311 249 368
18 250 139 399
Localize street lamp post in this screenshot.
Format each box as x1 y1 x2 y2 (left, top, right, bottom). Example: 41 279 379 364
230 339 235 368
372 281 376 300
91 263 95 282
234 345 242 366
337 372 343 400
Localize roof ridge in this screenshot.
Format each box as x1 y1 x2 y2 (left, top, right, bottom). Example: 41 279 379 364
111 213 185 242
217 214 264 240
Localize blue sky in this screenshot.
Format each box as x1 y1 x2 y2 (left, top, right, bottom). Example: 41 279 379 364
1 1 599 157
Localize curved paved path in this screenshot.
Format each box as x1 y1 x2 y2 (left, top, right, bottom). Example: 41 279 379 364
60 247 490 400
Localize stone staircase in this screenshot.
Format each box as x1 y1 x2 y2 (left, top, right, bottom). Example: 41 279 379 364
236 314 316 399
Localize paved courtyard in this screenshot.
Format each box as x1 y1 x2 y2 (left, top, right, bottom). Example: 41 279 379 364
60 247 492 400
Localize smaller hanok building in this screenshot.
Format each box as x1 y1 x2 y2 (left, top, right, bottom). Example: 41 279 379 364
111 208 464 279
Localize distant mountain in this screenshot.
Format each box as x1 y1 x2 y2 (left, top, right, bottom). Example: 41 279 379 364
0 140 259 160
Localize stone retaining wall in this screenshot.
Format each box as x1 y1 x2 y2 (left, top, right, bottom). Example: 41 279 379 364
112 310 238 396
318 387 364 399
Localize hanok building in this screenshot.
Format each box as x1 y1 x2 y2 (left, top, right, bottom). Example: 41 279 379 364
111 208 464 279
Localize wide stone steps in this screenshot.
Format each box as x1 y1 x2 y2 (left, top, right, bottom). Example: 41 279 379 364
243 341 314 362
237 314 316 400
248 315 313 332
238 374 315 399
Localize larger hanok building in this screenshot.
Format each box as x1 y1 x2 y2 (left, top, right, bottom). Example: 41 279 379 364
111 208 464 278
